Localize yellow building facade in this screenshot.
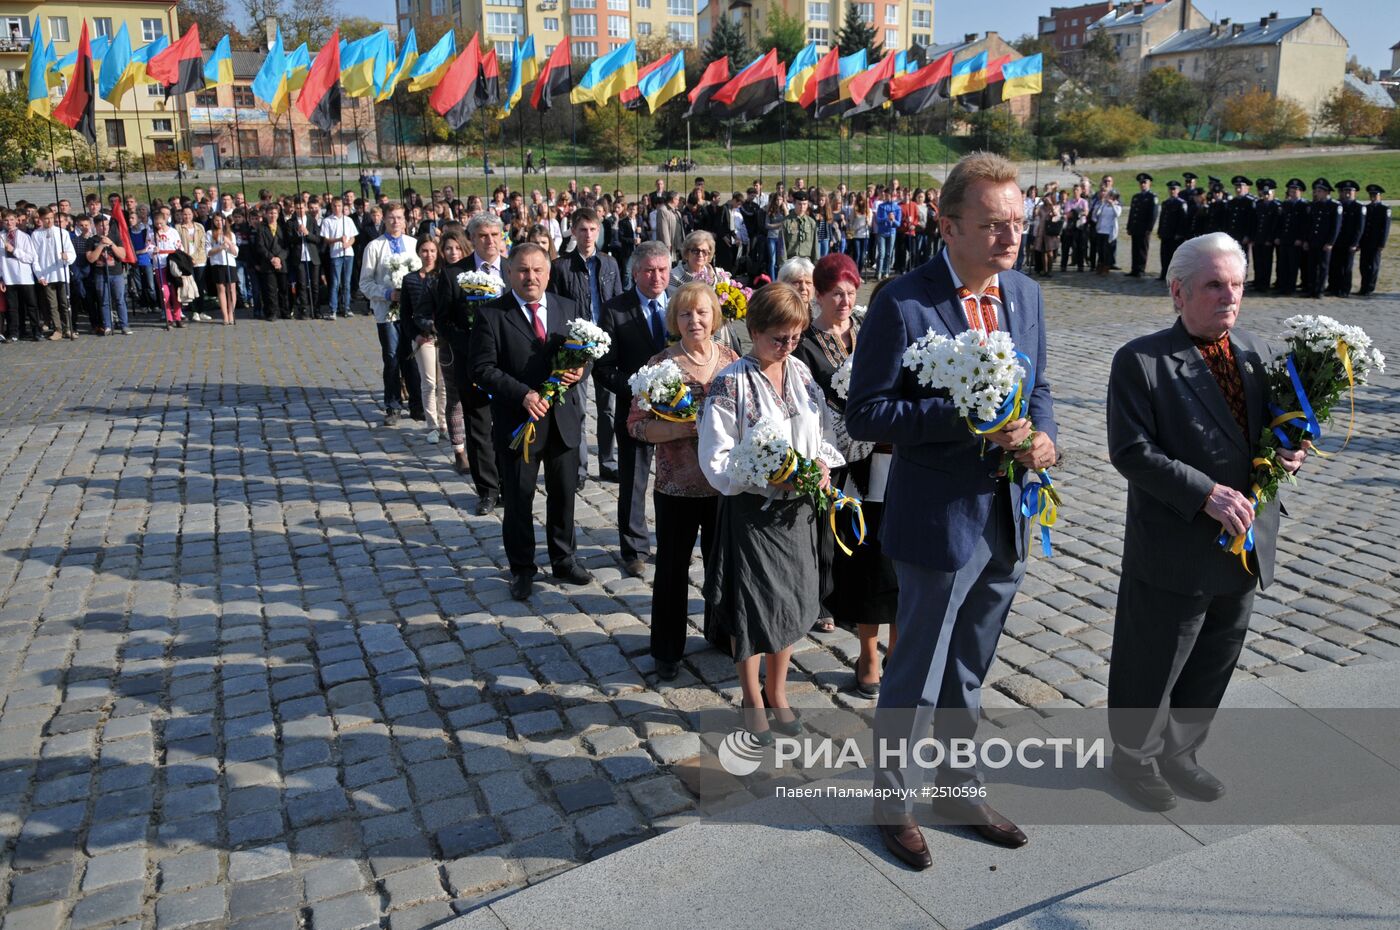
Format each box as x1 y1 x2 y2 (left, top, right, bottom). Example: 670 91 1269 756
1 1 186 165
702 0 934 57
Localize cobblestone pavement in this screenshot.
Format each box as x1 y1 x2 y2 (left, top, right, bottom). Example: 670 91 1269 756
1 258 1397 930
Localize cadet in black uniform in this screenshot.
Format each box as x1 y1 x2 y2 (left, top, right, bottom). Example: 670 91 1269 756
1206 178 1230 234
1187 187 1211 239
1126 172 1159 277
1303 178 1342 299
1226 175 1257 258
1156 180 1187 281
1326 180 1364 297
1275 178 1308 294
1181 172 1200 200
1358 184 1390 296
1251 178 1281 291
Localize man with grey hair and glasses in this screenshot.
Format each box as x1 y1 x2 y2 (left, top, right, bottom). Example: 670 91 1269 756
1106 232 1306 812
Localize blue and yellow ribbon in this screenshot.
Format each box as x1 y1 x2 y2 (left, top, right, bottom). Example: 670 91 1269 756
1217 456 1271 574
1020 470 1060 557
650 383 697 423
828 492 867 556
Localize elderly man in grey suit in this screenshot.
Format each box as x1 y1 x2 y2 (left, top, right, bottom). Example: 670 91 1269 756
1106 231 1306 811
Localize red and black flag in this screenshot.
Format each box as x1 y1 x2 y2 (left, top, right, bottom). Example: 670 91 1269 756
53 20 97 143
296 28 342 133
622 52 671 111
712 49 784 122
108 196 137 265
800 47 841 117
845 50 898 118
147 22 205 97
890 51 953 116
684 56 728 120
477 47 501 106
972 55 1014 110
431 32 482 128
529 40 572 111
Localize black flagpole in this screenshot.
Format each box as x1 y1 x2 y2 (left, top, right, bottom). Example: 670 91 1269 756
517 108 526 190
614 103 621 192
634 108 641 199
569 98 578 190
206 108 224 196
758 124 764 188
319 125 332 195
727 123 735 194
131 82 154 204
46 121 62 206
288 111 303 195
171 99 185 201
454 135 461 198
116 148 126 200
92 140 104 204
779 102 787 188
232 92 248 199
540 109 549 192
390 92 406 191
419 108 434 193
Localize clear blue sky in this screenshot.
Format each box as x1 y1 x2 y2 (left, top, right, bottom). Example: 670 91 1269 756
348 0 1394 73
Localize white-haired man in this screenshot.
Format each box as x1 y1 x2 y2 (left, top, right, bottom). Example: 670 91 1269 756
1106 232 1306 811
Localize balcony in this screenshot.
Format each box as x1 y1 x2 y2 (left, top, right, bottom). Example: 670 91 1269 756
538 1 557 8
0 36 32 53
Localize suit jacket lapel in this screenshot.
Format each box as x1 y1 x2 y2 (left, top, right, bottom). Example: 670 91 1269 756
1233 336 1263 447
500 294 537 344
1170 319 1249 453
923 252 967 337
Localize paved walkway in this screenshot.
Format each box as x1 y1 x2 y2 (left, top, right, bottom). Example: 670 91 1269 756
0 255 1397 930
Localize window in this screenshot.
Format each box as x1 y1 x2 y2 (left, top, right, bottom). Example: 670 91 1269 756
1071 17 1078 26
106 121 127 147
638 0 651 7
544 17 560 29
92 18 113 38
911 32 930 46
609 0 627 8
4 70 23 91
495 40 514 61
1069 33 1078 46
146 83 164 97
431 0 444 13
912 10 930 28
807 26 829 46
486 12 523 34
808 2 828 21
667 0 694 16
637 22 652 35
885 5 898 25
668 21 695 43
608 15 629 37
48 17 69 42
571 14 597 35
141 18 163 42
885 29 897 48
233 85 255 107
574 41 598 59
545 44 556 55
152 119 173 133
1 16 29 42
573 0 595 7
236 129 259 157
195 89 218 106
855 4 874 25
488 0 523 4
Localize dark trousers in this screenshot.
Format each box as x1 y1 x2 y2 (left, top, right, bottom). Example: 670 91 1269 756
1327 246 1356 296
1275 243 1300 292
576 374 616 481
1160 237 1183 280
873 490 1024 815
294 260 320 316
1251 240 1275 290
377 320 421 413
42 282 72 335
463 381 500 499
5 283 40 338
259 269 288 319
1129 230 1150 274
76 275 101 332
498 416 580 576
615 430 655 562
650 491 717 663
1358 246 1382 295
1307 245 1331 297
1107 575 1254 774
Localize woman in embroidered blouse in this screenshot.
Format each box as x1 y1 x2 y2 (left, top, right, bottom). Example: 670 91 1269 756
699 283 844 739
627 283 739 683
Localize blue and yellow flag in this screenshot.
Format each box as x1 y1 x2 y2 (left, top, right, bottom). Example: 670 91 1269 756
98 22 137 105
408 30 455 93
342 30 392 99
949 50 989 97
286 43 311 92
25 17 50 117
1001 53 1043 100
640 49 686 112
377 29 418 102
252 27 291 115
499 36 532 118
204 34 234 87
56 34 111 75
131 35 168 85
570 40 637 106
784 43 820 104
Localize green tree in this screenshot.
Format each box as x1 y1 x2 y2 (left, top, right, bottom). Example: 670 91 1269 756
704 16 750 69
1058 105 1154 156
956 106 1033 158
1137 67 1195 137
1221 89 1308 149
1385 108 1400 148
760 9 807 66
0 88 52 183
338 17 385 42
835 3 879 59
584 98 655 170
1318 85 1385 139
182 0 243 46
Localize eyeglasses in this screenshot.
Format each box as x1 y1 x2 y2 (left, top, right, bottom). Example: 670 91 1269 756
948 216 1026 237
766 333 803 348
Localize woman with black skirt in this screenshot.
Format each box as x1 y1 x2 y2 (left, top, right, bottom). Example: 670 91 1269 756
792 253 899 697
432 230 475 475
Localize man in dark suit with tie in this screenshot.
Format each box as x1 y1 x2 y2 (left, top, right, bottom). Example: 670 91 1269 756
1106 232 1305 811
594 241 677 577
462 214 508 514
468 242 593 602
847 152 1058 871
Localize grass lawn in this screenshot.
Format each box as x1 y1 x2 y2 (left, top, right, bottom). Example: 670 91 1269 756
1101 152 1400 193
1134 138 1235 155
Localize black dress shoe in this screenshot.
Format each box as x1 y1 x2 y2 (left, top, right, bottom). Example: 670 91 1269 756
875 813 932 870
598 466 620 483
854 677 881 698
552 563 593 586
931 799 1028 848
1112 765 1178 811
1160 760 1226 801
508 573 533 601
623 558 647 578
655 660 680 682
384 410 400 426
475 493 497 516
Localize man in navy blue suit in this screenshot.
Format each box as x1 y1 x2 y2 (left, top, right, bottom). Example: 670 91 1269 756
847 152 1059 870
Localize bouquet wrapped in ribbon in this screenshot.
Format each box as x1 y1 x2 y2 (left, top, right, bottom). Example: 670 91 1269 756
627 359 697 422
384 253 422 322
726 418 866 555
456 270 505 301
1221 314 1385 566
901 327 1061 555
716 280 751 322
508 318 613 460
830 354 853 401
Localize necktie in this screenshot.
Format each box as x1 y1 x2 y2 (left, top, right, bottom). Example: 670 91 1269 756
528 302 546 342
648 299 665 349
956 285 1000 334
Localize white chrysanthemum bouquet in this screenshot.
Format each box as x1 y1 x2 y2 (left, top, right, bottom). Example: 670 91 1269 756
831 354 853 401
456 270 504 301
1223 314 1384 563
384 253 422 322
902 329 1027 425
628 359 696 422
508 319 613 456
